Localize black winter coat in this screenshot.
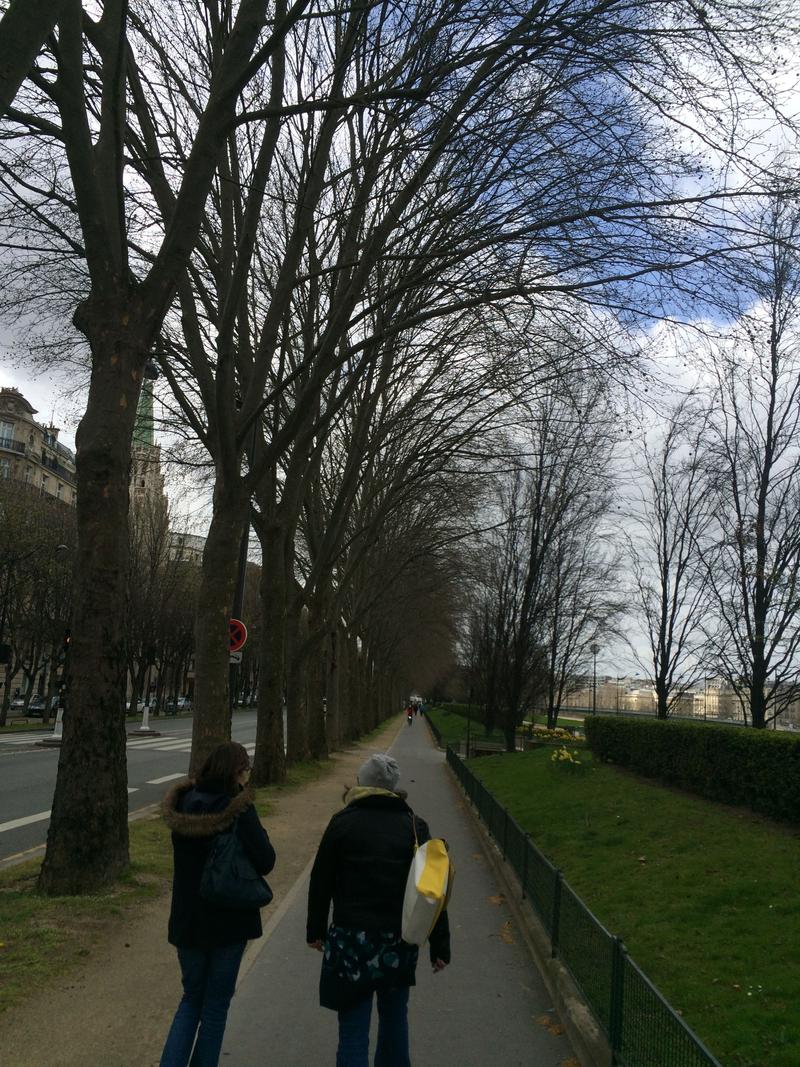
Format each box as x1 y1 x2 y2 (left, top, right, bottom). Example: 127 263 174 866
162 779 276 950
306 789 450 966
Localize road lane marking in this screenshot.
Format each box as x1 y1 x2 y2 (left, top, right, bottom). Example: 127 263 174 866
0 810 51 833
147 773 186 785
127 787 139 794
128 737 190 748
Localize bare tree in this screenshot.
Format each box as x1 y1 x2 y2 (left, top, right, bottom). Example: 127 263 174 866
701 198 800 727
1 1 306 894
626 399 714 718
0 479 75 725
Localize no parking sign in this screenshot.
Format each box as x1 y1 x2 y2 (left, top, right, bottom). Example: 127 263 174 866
229 618 248 653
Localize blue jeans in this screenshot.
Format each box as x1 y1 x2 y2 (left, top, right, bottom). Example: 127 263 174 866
337 985 410 1067
160 941 247 1067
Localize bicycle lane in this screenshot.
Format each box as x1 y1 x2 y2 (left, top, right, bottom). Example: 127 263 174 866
222 718 577 1065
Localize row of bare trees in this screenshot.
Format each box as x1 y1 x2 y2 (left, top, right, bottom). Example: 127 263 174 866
0 481 74 725
627 200 800 728
462 363 626 748
0 0 797 893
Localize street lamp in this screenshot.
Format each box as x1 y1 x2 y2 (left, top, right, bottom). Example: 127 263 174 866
590 643 600 713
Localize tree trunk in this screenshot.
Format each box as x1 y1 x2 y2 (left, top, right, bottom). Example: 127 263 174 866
750 674 767 729
306 598 329 760
338 629 351 742
285 598 310 763
39 324 145 895
656 683 669 720
251 524 286 785
325 625 340 751
190 480 248 773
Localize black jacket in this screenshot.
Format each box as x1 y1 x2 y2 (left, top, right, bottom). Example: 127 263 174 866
162 779 276 950
306 789 450 965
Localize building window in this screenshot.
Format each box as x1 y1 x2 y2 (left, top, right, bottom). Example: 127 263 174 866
41 475 48 491
0 459 9 479
57 483 63 499
24 467 32 483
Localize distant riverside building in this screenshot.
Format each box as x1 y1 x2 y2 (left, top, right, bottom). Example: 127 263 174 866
0 387 76 503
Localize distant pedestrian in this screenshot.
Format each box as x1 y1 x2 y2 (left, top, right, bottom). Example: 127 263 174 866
160 741 275 1067
307 752 450 1067
407 709 413 726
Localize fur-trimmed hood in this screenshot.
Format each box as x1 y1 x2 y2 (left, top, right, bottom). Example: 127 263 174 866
162 778 254 838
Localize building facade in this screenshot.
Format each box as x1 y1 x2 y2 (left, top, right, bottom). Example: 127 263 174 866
0 387 76 503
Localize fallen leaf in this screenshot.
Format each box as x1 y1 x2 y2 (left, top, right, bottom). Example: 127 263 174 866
560 1059 581 1066
500 920 514 944
488 894 505 906
548 1022 565 1036
535 1014 553 1028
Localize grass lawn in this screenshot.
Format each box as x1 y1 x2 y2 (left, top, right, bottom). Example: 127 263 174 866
426 706 506 747
0 759 330 1015
427 705 584 746
469 749 799 1067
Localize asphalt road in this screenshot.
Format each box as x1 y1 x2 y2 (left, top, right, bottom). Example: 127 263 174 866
0 709 258 867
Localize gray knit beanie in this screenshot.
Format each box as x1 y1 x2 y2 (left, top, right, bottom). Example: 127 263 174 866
356 753 400 792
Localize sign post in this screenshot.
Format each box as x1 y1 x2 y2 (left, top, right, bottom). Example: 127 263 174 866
229 618 248 709
229 618 248 656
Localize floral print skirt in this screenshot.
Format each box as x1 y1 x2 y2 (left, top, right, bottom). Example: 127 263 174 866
319 924 419 1012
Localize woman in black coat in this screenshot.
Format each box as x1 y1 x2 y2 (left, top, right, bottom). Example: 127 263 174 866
160 741 275 1067
307 752 450 1067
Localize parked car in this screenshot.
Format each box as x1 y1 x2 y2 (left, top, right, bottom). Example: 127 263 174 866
26 696 57 717
166 696 192 713
10 696 26 710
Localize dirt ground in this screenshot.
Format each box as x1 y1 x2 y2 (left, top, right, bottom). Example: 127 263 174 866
0 720 401 1067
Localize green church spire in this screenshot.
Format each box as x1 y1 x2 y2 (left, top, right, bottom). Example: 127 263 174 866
133 382 155 447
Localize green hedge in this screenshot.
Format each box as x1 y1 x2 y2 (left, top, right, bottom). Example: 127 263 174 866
583 715 800 823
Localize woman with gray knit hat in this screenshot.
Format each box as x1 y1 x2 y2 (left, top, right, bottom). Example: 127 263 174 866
307 752 450 1066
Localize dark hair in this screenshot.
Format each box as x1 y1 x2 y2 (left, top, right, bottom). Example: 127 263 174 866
195 741 250 796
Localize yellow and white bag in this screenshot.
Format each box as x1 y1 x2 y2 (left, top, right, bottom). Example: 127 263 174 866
401 817 453 946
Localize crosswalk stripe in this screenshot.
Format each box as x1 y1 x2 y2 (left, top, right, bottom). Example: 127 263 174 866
147 773 186 785
128 736 191 747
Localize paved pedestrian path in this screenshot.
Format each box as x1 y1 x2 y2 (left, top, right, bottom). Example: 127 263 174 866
222 718 576 1066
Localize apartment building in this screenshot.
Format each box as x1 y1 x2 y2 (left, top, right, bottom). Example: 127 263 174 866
0 387 77 503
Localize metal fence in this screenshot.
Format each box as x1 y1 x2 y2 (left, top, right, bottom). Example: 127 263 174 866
446 745 722 1067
